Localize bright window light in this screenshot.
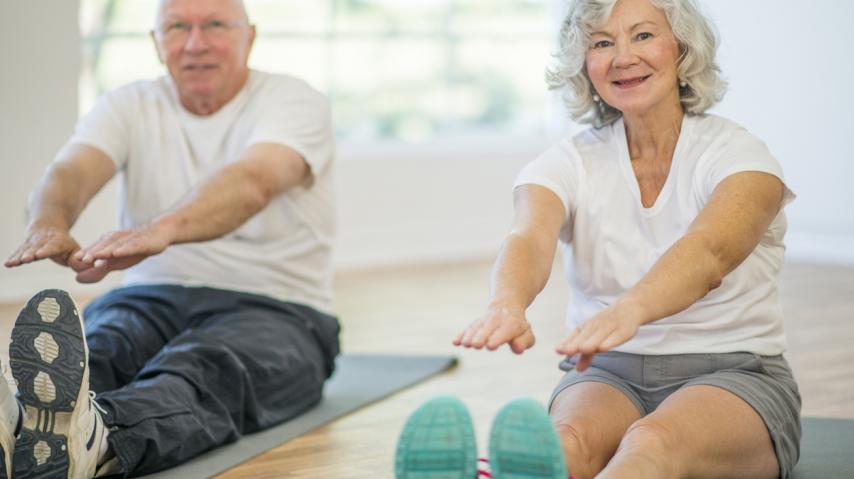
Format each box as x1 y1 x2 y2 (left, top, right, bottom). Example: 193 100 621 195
80 0 567 143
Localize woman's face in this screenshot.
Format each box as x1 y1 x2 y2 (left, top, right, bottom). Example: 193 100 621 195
585 0 681 118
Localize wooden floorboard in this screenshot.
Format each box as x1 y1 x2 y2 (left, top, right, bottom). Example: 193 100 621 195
0 260 851 478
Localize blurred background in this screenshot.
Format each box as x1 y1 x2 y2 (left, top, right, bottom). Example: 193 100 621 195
1 0 853 302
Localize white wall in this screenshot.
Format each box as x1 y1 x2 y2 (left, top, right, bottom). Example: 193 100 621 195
1 0 852 303
0 1 125 303
704 1 854 265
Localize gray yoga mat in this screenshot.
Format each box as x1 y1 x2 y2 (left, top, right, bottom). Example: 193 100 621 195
792 417 854 479
142 353 457 478
140 356 851 478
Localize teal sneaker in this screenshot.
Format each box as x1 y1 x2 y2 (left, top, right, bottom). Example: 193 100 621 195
489 398 568 479
395 396 478 479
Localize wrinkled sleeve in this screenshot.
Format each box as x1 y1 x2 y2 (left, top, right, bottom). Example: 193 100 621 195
247 80 334 178
67 87 133 170
513 141 582 216
698 130 795 206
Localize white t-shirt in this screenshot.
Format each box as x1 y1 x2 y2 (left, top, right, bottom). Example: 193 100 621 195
516 114 795 355
69 70 336 314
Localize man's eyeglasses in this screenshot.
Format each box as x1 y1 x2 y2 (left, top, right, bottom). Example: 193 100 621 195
156 20 245 42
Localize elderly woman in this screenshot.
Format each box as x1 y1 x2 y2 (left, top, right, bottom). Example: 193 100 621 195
452 0 801 478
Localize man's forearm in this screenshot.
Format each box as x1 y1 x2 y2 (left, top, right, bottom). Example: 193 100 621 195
26 164 88 231
150 146 307 246
150 164 272 245
26 144 117 232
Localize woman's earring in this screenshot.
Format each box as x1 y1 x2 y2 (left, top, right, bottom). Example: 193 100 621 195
679 80 687 88
593 94 600 102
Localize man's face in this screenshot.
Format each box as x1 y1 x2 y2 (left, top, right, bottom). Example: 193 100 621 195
152 0 255 110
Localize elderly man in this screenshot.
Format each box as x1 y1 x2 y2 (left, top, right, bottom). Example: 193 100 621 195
1 0 339 477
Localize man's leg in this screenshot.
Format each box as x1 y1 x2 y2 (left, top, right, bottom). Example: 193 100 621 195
83 285 190 393
95 289 340 476
598 385 779 479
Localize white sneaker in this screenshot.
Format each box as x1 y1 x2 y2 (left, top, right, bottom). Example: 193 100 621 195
0 360 21 479
10 289 108 479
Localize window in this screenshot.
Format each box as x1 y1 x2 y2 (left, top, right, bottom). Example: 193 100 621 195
80 0 564 143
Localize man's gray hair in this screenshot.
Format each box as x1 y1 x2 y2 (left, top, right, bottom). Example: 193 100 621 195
546 0 727 127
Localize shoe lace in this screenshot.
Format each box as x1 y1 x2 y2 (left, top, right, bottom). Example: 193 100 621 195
476 458 575 479
477 458 493 478
89 391 108 416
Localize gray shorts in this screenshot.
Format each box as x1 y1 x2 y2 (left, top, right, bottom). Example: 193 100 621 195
548 351 802 478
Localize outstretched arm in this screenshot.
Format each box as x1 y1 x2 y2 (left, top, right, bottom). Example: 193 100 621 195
72 142 308 283
454 185 565 354
557 171 786 371
5 144 116 269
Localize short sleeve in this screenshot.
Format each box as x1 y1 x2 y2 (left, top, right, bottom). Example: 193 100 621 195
514 140 582 215
247 78 334 176
699 129 795 206
67 86 133 170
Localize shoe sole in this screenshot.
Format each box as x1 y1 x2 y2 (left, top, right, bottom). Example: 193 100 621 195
10 289 86 479
489 398 568 479
395 396 477 479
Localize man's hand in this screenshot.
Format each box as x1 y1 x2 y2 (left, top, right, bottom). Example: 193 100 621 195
69 254 149 284
453 303 536 354
555 302 645 372
5 222 81 268
71 222 174 283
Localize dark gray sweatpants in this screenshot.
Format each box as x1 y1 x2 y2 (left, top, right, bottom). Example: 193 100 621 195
82 285 340 477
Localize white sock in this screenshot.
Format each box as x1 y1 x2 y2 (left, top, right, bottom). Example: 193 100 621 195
0 385 20 436
97 427 112 465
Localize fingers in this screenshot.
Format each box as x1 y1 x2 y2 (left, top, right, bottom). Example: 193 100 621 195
457 318 495 349
76 231 142 265
556 320 614 357
75 261 111 284
575 353 594 372
453 309 535 354
508 327 536 354
600 329 626 351
556 310 641 372
6 233 78 268
77 225 169 267
67 252 91 273
76 234 123 264
5 243 32 267
487 319 531 351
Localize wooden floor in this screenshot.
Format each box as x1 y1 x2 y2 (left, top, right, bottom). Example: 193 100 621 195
0 260 852 478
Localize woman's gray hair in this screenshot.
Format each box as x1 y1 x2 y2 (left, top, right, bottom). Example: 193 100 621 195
546 0 727 127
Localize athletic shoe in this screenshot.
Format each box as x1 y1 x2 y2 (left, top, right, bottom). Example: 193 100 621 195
10 289 108 479
395 395 478 478
488 398 569 479
0 359 22 479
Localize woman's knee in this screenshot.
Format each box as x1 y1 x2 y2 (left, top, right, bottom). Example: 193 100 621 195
621 418 681 453
553 419 609 478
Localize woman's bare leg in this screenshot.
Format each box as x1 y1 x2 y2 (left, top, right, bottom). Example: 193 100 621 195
550 382 642 479
598 385 778 479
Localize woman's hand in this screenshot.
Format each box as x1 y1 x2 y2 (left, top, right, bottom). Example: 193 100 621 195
453 303 536 354
556 301 645 371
